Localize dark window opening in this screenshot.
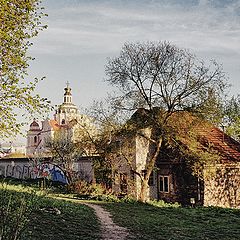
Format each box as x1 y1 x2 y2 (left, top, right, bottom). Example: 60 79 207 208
120 173 128 194
61 119 65 124
148 171 154 186
159 175 169 193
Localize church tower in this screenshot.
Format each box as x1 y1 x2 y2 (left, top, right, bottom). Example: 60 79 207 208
26 82 97 157
26 119 41 155
54 82 79 125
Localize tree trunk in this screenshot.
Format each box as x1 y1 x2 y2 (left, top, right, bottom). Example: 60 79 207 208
139 179 149 202
138 137 163 203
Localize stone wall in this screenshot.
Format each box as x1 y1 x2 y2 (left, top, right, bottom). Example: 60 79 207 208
204 164 240 208
0 157 94 184
73 158 95 183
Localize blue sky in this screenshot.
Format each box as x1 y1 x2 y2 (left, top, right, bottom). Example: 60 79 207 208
16 0 240 142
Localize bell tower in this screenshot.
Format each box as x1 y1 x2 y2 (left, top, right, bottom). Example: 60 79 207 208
26 119 41 155
54 82 79 125
63 81 73 104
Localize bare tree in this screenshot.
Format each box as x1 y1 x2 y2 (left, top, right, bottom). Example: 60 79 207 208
105 41 228 202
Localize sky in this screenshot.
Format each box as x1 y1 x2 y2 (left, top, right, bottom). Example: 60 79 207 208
15 0 240 143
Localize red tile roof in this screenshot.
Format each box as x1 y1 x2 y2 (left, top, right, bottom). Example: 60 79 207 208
198 127 240 163
49 120 60 130
131 108 240 163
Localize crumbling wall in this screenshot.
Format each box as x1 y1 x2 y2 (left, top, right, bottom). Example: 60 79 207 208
204 164 240 208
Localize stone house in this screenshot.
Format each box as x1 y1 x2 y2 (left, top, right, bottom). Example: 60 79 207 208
112 109 240 208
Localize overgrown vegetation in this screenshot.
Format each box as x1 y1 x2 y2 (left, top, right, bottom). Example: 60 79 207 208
0 185 38 240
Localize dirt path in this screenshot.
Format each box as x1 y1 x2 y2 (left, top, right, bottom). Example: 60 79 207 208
84 203 130 240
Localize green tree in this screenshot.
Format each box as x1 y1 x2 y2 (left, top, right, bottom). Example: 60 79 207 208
44 130 81 184
0 0 49 137
105 41 228 202
223 95 240 141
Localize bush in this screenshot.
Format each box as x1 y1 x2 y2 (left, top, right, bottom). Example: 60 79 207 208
120 195 138 204
67 180 105 195
148 200 181 208
67 180 120 202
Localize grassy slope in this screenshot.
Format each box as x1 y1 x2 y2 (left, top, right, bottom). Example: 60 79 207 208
23 197 101 240
0 184 101 240
101 202 240 240
1 180 240 240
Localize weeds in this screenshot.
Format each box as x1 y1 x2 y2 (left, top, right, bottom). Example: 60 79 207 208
0 183 38 240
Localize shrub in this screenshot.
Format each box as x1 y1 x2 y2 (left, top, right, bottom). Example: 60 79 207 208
120 195 138 204
148 200 181 208
67 180 120 202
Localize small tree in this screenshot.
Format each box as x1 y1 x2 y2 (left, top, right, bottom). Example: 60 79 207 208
0 0 50 137
105 41 228 202
223 95 240 141
45 129 81 184
86 100 126 189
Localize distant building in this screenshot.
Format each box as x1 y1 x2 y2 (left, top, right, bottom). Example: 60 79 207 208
0 83 96 184
26 83 96 156
0 142 26 158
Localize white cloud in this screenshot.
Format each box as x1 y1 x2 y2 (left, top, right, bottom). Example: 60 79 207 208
31 1 240 57
29 0 240 103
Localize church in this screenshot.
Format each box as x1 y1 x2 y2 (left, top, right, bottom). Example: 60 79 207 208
0 83 95 183
26 83 96 156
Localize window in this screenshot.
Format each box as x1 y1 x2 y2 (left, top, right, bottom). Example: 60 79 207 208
159 175 169 193
148 171 154 186
61 119 65 124
34 136 37 144
130 170 135 181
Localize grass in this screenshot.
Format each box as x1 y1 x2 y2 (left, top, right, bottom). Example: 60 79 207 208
100 202 240 240
0 182 101 240
1 180 240 240
23 197 101 240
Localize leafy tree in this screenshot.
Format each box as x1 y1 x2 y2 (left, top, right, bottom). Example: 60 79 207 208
0 0 49 137
85 100 125 188
45 116 98 184
44 130 81 184
105 41 228 202
223 95 240 141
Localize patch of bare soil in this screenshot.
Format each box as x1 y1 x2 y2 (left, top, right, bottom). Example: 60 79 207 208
84 203 130 240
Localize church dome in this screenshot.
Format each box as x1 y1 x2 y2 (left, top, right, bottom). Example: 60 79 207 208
30 119 40 131
30 121 39 127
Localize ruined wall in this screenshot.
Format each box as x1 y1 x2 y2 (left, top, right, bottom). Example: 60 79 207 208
110 136 137 197
204 164 240 208
135 128 153 200
73 158 94 183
